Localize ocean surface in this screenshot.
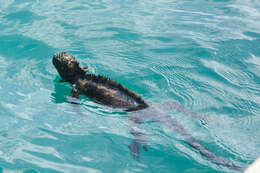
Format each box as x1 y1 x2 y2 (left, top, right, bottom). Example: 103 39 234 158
0 0 259 172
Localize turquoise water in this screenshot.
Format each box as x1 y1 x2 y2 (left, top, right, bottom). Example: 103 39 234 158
0 0 259 172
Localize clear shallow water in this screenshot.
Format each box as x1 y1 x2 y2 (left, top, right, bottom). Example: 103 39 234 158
0 0 259 172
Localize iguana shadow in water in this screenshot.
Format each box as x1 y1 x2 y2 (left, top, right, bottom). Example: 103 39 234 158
52 52 243 172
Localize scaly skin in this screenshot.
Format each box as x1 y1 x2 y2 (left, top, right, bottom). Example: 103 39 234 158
52 52 242 172
52 52 148 111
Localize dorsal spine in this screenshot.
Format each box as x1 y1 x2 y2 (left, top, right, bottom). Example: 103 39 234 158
84 74 148 107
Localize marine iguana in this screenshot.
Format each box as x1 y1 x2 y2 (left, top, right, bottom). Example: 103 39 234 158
52 52 148 112
52 52 242 171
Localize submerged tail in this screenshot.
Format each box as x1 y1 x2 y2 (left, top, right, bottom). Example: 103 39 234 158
160 116 242 171
185 136 242 171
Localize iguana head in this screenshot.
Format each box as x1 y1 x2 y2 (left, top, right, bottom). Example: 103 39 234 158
53 52 87 82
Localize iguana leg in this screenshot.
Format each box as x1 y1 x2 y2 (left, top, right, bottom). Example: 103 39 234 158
127 116 148 159
70 84 79 98
68 84 81 104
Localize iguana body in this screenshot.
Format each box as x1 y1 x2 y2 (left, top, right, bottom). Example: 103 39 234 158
52 52 242 171
52 52 148 111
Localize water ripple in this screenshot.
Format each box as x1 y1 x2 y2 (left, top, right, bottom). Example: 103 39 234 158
0 0 259 172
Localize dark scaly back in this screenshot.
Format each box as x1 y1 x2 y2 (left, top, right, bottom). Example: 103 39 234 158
84 74 148 109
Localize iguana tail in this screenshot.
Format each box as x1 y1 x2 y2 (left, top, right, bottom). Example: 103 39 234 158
161 116 242 171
